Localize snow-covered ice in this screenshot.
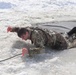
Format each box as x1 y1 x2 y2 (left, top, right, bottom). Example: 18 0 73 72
0 0 76 75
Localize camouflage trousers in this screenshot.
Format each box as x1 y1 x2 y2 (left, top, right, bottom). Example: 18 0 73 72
65 34 76 49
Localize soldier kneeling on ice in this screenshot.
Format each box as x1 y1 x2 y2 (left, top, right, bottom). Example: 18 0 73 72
7 26 76 57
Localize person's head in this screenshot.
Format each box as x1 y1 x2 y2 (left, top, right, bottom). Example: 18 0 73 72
18 28 29 40
7 26 30 40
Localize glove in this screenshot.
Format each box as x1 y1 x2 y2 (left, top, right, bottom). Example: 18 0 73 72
22 48 28 56
7 26 12 32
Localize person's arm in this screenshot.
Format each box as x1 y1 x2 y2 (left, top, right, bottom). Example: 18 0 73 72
7 26 20 33
22 47 45 57
28 47 45 57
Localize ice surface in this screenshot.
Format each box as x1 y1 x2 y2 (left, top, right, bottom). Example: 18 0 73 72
0 0 76 75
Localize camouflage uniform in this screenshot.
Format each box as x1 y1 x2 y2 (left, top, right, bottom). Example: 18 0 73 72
11 27 76 56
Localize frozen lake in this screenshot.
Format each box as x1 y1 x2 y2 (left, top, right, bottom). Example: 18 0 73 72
0 0 76 75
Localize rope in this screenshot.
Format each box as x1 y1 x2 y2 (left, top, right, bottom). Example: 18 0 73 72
0 53 22 62
42 25 70 30
35 23 71 30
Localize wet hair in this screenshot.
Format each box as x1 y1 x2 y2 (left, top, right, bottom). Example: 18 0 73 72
17 28 29 37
